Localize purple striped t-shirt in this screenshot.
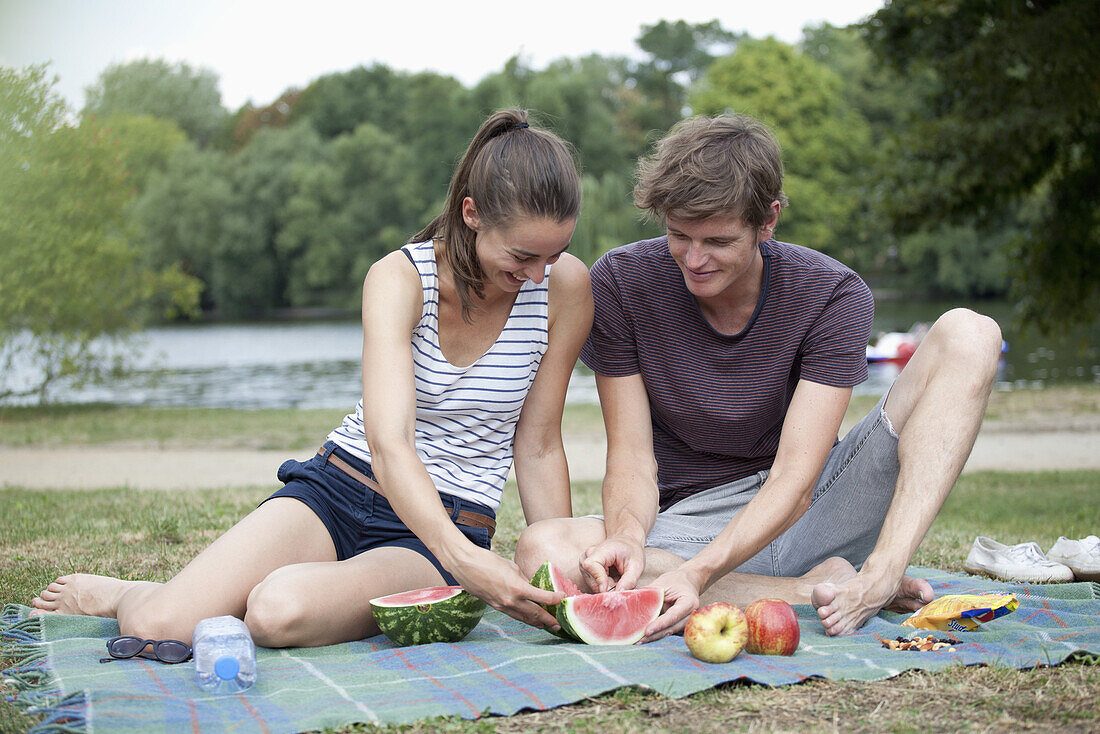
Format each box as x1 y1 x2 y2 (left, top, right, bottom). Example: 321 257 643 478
580 237 873 510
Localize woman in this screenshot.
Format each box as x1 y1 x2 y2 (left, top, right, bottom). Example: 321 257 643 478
32 109 593 647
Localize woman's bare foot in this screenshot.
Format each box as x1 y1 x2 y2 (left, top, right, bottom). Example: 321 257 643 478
30 574 153 618
811 573 934 636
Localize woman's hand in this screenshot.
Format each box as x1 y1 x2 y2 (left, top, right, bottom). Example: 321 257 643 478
449 546 564 630
579 535 646 593
639 569 701 643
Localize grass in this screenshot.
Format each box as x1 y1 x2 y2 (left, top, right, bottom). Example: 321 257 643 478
2 385 1096 450
2 470 1099 732
0 401 609 449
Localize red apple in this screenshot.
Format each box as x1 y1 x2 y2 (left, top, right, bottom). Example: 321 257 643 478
684 602 748 663
744 598 800 655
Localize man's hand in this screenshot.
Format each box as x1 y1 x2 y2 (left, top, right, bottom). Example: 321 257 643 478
579 535 646 593
640 568 701 643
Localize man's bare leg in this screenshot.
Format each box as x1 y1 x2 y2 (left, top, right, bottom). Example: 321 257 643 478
30 497 336 642
813 308 1003 635
517 517 927 615
642 548 859 607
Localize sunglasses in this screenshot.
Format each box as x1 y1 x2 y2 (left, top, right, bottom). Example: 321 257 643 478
99 636 193 664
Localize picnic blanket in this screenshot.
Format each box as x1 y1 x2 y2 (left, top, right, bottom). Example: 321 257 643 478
3 567 1098 733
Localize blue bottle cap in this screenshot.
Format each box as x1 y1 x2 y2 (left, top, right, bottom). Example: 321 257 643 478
214 655 240 681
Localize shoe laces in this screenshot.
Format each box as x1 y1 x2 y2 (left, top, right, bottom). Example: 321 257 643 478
1005 542 1056 565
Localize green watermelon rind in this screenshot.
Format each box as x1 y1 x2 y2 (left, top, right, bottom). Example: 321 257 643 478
556 588 664 645
530 561 580 641
369 586 487 647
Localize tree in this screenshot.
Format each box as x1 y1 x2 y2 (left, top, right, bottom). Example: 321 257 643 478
799 23 1019 293
572 172 661 265
137 123 331 316
294 65 479 196
96 113 190 192
630 20 742 141
276 122 426 308
0 65 199 401
475 55 637 178
134 143 238 312
690 38 873 262
226 88 302 151
863 0 1100 330
83 59 228 147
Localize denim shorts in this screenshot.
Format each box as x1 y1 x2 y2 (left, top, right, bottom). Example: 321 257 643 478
261 441 495 585
645 391 901 577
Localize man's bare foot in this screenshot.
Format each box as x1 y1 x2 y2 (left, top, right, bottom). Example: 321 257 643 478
803 556 859 588
811 573 934 636
30 574 150 618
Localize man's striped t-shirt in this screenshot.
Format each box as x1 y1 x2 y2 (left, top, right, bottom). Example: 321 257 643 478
329 239 550 512
579 236 873 510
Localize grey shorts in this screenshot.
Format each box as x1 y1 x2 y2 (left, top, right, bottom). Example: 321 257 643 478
645 391 900 577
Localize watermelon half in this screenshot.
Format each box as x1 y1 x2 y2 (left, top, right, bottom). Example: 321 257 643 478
369 585 486 647
557 587 664 645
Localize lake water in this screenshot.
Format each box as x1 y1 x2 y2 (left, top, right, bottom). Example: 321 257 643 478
4 299 1097 409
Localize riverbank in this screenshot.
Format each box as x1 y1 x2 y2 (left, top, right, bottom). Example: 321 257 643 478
2 387 1098 490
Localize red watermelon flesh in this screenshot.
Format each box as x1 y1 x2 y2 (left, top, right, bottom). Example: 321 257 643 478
373 586 462 606
556 587 664 645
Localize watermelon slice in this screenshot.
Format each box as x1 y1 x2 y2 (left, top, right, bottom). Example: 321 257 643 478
557 587 664 645
529 561 583 640
369 585 486 647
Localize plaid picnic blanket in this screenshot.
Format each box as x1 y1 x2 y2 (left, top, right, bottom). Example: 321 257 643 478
3 567 1098 733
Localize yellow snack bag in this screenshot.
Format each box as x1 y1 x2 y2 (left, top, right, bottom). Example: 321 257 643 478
902 593 1019 632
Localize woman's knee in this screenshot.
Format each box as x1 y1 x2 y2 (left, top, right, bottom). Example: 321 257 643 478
515 517 601 577
244 568 311 647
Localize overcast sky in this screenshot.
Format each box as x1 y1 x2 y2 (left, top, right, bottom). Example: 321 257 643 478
1 0 885 111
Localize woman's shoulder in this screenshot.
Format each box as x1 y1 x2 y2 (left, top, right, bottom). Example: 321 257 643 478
549 252 590 294
367 248 421 282
363 248 424 321
547 252 593 332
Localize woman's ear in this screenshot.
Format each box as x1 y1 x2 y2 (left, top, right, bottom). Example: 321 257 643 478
461 197 480 230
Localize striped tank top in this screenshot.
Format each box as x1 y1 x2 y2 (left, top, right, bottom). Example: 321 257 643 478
328 239 551 511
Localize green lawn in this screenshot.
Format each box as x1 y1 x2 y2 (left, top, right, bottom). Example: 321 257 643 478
3 385 1096 450
2 469 1098 732
0 401 609 449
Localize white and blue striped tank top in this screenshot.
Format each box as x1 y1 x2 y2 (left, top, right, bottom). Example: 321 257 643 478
328 239 551 512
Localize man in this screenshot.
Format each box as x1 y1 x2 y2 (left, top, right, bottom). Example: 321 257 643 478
515 115 1003 640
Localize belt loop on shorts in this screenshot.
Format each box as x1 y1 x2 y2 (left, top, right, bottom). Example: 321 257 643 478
317 446 495 538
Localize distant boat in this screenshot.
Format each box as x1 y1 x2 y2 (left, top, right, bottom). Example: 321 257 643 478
866 329 922 364
867 323 1008 365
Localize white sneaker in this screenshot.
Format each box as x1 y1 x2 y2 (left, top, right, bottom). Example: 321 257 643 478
1047 535 1100 581
963 536 1075 583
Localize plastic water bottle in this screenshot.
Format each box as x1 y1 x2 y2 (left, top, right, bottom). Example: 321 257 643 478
192 615 257 693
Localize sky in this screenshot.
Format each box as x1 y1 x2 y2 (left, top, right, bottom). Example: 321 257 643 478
1 0 885 112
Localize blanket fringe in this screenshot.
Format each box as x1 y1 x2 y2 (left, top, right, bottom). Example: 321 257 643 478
2 605 85 733
26 692 89 734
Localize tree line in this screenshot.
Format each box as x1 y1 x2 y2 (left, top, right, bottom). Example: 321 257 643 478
3 2 1098 399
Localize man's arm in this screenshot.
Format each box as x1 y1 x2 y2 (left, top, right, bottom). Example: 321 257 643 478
643 377 852 638
578 372 660 592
